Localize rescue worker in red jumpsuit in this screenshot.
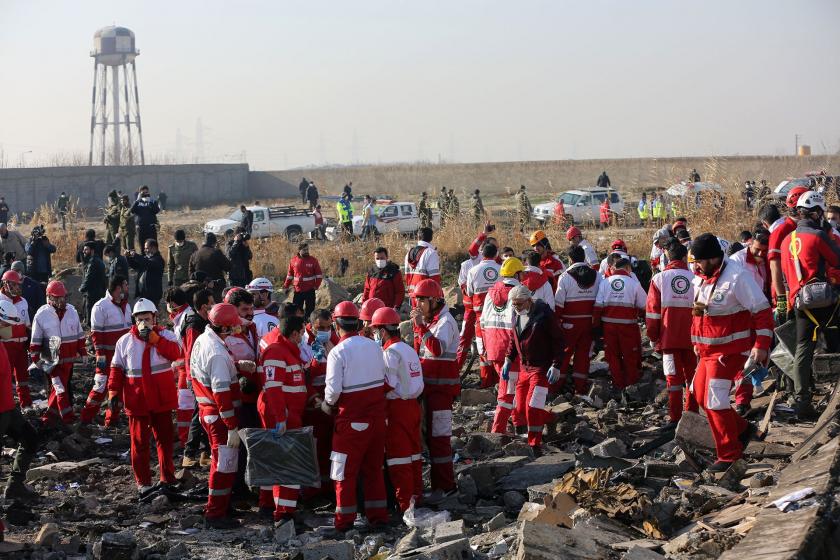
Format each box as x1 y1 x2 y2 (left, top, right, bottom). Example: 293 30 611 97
521 252 555 310
769 186 808 323
646 242 696 424
0 299 39 501
283 242 323 319
412 279 460 498
325 301 389 532
503 284 564 456
189 303 245 528
257 314 307 521
690 233 772 471
81 275 132 425
108 298 182 493
554 245 601 394
780 191 840 419
359 297 385 339
594 257 647 396
465 243 501 387
362 247 404 310
166 287 193 445
456 224 499 368
482 257 525 434
30 281 85 425
371 306 424 512
0 270 32 407
404 227 441 306
529 230 565 291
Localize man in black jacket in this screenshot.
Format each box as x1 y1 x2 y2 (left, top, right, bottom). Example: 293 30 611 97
104 239 130 289
75 229 106 263
299 178 308 204
12 261 44 320
127 239 165 306
239 205 253 235
189 233 231 302
131 185 160 249
227 232 253 288
79 242 107 326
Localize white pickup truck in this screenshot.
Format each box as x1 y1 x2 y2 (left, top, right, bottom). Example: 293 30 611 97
203 205 315 240
324 201 440 240
532 187 624 226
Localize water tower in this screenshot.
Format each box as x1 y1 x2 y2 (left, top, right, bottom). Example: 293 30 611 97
88 26 145 166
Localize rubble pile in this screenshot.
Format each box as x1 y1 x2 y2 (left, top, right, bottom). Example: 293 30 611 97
1 345 839 559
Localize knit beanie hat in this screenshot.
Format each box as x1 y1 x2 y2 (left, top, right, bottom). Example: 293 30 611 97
690 233 723 260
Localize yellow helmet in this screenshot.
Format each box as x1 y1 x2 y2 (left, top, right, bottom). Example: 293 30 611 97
529 230 547 246
500 257 525 278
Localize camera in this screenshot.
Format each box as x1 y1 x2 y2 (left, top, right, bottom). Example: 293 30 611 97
31 224 45 241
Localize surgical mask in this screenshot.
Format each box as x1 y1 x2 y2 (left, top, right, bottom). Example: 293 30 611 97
515 306 529 317
373 331 383 347
315 330 330 344
375 259 387 269
141 195 150 202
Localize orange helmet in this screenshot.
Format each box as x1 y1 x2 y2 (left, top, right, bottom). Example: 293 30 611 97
528 230 547 246
46 280 67 298
333 301 359 319
208 303 243 328
359 298 385 321
786 186 810 208
566 226 582 241
1 270 22 284
413 279 443 299
370 307 401 328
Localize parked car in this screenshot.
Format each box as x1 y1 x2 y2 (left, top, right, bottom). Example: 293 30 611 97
324 200 440 240
203 205 315 240
532 188 624 226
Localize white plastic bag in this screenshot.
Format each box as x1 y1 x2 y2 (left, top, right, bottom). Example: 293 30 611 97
217 445 239 473
402 497 451 529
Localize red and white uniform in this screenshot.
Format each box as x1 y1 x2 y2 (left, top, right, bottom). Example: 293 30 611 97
283 255 323 293
171 304 193 444
481 278 523 433
251 309 278 340
646 261 696 422
594 270 646 389
257 332 307 519
301 327 339 492
554 263 601 393
466 258 501 388
414 305 459 491
382 338 424 512
539 251 566 291
81 295 132 425
108 326 181 488
325 333 388 531
404 241 441 303
189 326 240 519
522 265 555 310
729 248 770 301
0 292 30 407
768 216 796 301
30 304 85 424
691 261 773 463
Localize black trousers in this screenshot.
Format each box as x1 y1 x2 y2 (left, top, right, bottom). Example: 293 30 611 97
184 402 209 457
136 225 157 250
293 290 316 320
791 305 840 400
0 408 38 483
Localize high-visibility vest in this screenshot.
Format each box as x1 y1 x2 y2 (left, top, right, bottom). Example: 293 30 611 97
653 200 664 218
638 200 649 219
336 201 352 222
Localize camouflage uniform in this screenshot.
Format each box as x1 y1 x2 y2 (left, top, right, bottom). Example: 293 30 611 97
119 199 136 252
418 193 432 229
103 190 121 244
438 189 450 226
516 187 532 232
470 193 485 223
447 190 460 220
168 239 198 287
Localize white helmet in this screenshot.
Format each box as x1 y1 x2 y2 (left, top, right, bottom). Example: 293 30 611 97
246 277 274 292
0 300 21 325
132 298 158 315
797 191 826 211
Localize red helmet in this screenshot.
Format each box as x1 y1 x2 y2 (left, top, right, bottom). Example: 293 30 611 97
566 226 582 241
610 239 627 252
370 307 401 328
672 220 687 233
223 287 245 303
359 298 385 321
1 270 22 284
46 280 67 298
208 303 243 328
786 186 810 208
333 301 359 319
413 279 443 299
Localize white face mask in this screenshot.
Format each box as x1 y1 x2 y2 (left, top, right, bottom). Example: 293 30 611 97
375 259 387 269
515 306 529 317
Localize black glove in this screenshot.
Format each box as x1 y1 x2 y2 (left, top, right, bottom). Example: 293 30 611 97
108 396 122 413
238 375 257 395
592 325 603 340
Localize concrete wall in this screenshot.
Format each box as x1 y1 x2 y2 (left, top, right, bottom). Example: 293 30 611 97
0 163 249 214
264 154 840 199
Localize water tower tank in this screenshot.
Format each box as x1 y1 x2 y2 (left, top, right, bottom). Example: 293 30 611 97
91 26 138 66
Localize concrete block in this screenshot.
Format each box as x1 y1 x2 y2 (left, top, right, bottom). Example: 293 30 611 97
675 411 716 449
590 437 627 458
301 539 355 560
498 453 575 491
484 512 507 532
431 519 465 544
460 388 496 406
469 456 530 497
397 537 471 559
623 546 667 560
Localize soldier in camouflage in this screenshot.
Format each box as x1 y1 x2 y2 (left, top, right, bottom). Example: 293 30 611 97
103 190 121 244
418 192 433 229
516 184 532 233
471 188 485 224
438 188 450 226
168 229 199 287
118 195 136 252
447 188 460 220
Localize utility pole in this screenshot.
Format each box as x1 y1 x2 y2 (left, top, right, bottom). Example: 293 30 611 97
795 133 801 156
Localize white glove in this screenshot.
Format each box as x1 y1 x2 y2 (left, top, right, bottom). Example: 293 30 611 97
226 428 241 449
320 400 333 415
546 366 561 384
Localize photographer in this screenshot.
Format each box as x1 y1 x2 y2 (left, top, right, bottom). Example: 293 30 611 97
127 239 165 307
227 230 253 288
25 225 56 283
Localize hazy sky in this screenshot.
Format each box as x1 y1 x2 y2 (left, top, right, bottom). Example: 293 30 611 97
1 0 839 169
